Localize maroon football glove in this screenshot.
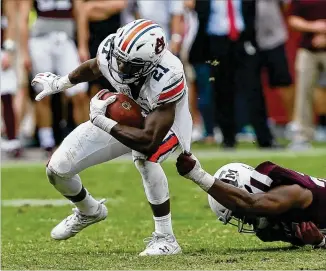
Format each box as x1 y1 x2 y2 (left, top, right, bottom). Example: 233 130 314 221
176 152 196 176
295 222 324 245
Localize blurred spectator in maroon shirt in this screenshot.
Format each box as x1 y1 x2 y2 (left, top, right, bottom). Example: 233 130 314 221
288 0 326 150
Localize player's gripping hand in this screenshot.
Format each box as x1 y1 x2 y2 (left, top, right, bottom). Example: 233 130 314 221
176 152 202 176
176 152 215 192
295 222 324 246
90 89 117 133
32 72 74 101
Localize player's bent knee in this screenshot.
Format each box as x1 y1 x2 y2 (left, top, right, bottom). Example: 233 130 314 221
47 149 75 179
46 166 65 186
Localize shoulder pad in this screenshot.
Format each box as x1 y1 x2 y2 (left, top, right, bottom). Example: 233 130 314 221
96 34 116 75
151 53 186 106
156 72 185 105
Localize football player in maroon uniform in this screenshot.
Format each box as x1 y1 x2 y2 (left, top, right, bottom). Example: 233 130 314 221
176 153 326 248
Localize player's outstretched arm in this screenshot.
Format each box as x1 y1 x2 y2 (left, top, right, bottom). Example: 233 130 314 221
32 58 101 101
68 58 102 84
176 153 313 216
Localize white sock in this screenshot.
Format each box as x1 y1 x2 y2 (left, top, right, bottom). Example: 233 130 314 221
154 213 174 236
74 189 100 216
38 127 55 149
48 171 100 216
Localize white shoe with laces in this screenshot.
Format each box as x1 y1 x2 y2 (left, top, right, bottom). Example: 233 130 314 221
51 199 108 240
139 232 182 256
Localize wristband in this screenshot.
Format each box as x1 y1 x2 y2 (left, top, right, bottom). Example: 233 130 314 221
186 167 215 192
171 33 182 43
3 39 16 52
58 75 75 90
92 115 117 134
314 237 326 248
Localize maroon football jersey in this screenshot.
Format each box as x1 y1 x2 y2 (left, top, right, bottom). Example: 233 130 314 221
34 0 73 19
251 161 326 244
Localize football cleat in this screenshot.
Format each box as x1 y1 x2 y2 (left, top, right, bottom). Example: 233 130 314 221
139 232 182 256
51 199 107 240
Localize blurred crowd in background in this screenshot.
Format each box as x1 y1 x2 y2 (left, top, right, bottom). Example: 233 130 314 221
1 0 326 159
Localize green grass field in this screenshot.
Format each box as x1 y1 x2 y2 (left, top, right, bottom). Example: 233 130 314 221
2 148 326 270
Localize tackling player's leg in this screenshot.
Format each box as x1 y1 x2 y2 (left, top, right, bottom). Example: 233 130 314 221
46 121 131 240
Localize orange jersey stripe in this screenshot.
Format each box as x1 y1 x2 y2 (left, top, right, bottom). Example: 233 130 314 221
148 135 179 162
159 80 185 101
121 21 153 52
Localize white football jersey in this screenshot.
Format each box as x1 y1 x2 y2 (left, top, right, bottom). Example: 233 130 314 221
97 34 192 152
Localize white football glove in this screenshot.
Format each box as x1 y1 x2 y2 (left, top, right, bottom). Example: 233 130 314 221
31 72 75 101
90 89 118 133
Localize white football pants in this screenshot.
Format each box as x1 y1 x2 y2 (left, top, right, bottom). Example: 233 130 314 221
47 121 179 205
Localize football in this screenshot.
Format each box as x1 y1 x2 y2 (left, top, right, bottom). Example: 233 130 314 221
99 92 144 128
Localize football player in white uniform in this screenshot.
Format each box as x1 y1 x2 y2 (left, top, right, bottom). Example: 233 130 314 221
31 19 192 256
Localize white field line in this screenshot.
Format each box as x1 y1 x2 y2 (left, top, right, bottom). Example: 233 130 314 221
2 148 325 207
1 198 123 207
1 147 326 168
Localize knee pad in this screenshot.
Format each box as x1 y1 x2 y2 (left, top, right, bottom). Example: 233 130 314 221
46 166 82 196
46 166 66 186
47 148 74 179
134 159 169 205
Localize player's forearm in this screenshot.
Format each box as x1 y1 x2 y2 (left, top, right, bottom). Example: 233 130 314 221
18 0 32 56
289 16 322 33
201 175 299 216
185 167 269 215
86 0 126 21
207 181 266 215
20 25 30 58
171 14 184 36
68 58 101 84
110 125 158 155
19 13 30 56
75 1 90 49
3 0 16 41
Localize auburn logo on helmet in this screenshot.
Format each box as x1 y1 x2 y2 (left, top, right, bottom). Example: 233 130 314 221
155 37 165 54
